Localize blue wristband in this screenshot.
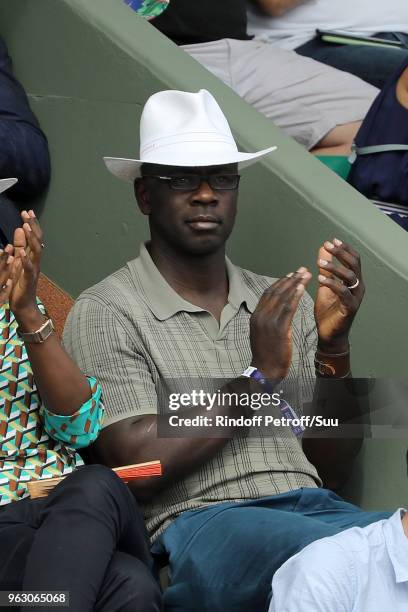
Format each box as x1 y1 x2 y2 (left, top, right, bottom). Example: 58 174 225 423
242 366 279 392
242 367 305 437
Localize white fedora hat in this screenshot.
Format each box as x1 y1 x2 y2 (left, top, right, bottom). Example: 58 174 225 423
0 178 17 194
104 89 277 182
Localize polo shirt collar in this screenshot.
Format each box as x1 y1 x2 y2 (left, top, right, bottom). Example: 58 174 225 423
226 257 258 313
129 242 258 321
384 508 408 584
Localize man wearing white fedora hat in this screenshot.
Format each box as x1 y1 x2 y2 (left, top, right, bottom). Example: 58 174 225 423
64 89 388 611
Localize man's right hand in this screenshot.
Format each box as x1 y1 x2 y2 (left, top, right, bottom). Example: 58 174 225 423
250 267 312 380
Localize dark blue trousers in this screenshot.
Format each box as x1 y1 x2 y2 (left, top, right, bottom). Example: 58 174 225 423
152 488 390 612
297 32 408 89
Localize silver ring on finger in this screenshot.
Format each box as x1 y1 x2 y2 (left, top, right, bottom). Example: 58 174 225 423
1 283 7 291
347 278 360 290
40 242 45 249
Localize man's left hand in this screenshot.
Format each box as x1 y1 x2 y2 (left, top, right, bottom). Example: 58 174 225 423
314 238 364 352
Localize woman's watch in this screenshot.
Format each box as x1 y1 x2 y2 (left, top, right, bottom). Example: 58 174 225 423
17 317 55 344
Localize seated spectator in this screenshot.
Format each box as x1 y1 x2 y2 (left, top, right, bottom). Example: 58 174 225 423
248 0 408 89
0 37 51 247
151 0 379 155
347 61 408 222
269 508 408 611
64 88 390 612
0 179 161 611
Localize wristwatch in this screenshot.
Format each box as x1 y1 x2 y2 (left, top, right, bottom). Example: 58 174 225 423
17 317 55 344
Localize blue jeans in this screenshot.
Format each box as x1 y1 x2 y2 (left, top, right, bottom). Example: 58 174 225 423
152 488 390 612
297 32 408 89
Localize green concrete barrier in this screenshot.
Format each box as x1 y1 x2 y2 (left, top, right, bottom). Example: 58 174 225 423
1 0 408 510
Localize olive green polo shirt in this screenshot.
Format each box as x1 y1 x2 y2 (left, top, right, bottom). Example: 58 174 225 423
64 243 321 537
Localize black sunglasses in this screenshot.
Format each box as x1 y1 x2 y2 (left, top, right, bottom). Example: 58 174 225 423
143 174 241 191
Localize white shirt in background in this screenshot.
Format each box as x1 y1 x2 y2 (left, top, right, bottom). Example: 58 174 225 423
269 509 408 612
247 0 408 50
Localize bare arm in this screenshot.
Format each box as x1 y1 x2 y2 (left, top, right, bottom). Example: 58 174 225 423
252 0 309 17
302 240 366 490
8 212 91 415
89 377 254 501
397 66 408 109
16 308 92 415
303 373 364 491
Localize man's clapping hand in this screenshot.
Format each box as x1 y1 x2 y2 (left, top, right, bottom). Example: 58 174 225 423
249 238 364 379
250 267 312 380
315 239 364 353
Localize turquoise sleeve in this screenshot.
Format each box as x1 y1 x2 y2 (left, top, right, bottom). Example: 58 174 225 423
40 377 105 449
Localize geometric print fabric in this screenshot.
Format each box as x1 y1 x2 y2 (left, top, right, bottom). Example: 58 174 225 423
123 0 170 20
0 301 103 505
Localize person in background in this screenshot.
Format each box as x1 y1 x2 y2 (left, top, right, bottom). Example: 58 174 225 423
269 508 408 611
247 0 408 89
269 451 408 612
0 179 161 612
0 37 51 247
151 0 379 155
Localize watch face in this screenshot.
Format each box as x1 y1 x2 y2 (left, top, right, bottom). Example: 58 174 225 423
39 320 54 341
18 318 54 343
